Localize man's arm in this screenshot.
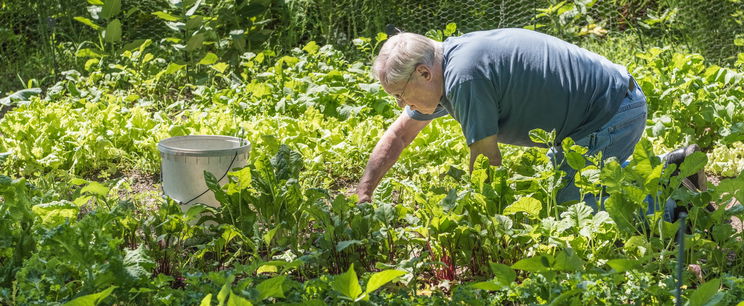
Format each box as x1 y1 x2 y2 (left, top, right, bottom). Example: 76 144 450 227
468 134 502 172
357 112 431 202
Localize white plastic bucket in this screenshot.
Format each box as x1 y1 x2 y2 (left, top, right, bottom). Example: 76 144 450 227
157 135 251 210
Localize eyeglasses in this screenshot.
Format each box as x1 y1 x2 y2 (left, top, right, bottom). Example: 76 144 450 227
393 69 417 106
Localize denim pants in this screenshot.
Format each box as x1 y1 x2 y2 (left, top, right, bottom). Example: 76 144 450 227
550 76 649 210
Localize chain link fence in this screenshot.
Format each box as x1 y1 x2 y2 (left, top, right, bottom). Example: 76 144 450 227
1 0 742 93
393 0 742 62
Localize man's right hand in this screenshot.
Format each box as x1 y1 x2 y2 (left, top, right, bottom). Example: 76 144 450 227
356 192 372 204
355 112 431 204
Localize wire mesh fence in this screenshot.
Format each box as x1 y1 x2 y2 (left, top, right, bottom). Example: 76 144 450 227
0 0 741 93
393 0 742 62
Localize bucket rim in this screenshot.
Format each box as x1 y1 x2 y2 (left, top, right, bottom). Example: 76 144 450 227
157 135 251 156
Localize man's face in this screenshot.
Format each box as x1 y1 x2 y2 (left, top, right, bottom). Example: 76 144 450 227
383 65 440 114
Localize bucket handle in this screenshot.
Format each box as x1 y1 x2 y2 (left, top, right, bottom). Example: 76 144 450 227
180 151 239 206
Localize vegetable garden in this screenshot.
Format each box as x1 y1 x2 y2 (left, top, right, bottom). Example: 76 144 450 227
1 0 743 305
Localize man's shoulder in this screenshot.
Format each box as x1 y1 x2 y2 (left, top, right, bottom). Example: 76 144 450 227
445 28 546 45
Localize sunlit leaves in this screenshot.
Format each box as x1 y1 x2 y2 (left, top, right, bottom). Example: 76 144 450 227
199 52 219 65
688 278 721 306
64 286 117 306
256 276 286 300
365 269 406 294
503 196 542 219
153 11 181 21
529 128 557 146
332 264 363 301
74 17 102 30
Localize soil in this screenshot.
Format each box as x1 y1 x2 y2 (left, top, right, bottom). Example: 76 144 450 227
0 105 14 121
118 169 162 211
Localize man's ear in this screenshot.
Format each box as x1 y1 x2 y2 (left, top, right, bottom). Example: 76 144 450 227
419 65 432 80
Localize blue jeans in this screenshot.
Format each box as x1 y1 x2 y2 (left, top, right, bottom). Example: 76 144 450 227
550 76 653 210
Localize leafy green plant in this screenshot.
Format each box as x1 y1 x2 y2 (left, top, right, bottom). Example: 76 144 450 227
73 0 124 52
331 264 406 302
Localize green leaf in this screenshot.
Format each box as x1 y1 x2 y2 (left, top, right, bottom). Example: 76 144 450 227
503 197 542 218
104 19 122 43
565 151 585 170
73 16 102 30
604 195 636 234
185 204 208 220
76 48 102 58
226 167 252 195
735 36 744 46
512 255 552 272
163 62 185 75
32 200 78 226
204 171 229 204
336 240 362 252
444 23 457 36
186 15 203 31
552 249 584 272
123 245 156 280
262 226 278 247
256 275 286 300
200 293 212 306
302 41 319 55
64 286 117 306
186 33 206 52
606 258 639 272
489 263 516 286
81 182 109 197
84 58 101 71
185 0 203 16
153 11 180 21
256 265 277 274
211 62 229 74
198 52 219 65
217 275 234 306
87 0 104 4
624 235 651 257
529 128 555 145
271 145 304 181
678 151 707 180
688 278 720 306
239 3 268 17
365 270 405 294
101 0 121 19
375 32 388 42
227 291 252 306
332 264 362 300
470 281 503 291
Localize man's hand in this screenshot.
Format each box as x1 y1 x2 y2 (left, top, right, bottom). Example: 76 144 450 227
356 112 431 203
356 192 372 204
468 134 502 172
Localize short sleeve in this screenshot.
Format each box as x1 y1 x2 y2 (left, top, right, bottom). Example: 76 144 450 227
449 79 501 145
404 104 449 121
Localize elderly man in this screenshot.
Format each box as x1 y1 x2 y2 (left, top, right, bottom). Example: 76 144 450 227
356 28 705 214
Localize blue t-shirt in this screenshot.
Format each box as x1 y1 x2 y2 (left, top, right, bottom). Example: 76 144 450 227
406 28 630 147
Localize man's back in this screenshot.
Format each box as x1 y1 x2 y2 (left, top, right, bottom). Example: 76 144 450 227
440 28 630 146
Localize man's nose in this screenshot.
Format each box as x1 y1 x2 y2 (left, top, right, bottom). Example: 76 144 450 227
396 98 405 108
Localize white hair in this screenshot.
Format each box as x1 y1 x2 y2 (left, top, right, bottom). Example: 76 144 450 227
372 33 442 86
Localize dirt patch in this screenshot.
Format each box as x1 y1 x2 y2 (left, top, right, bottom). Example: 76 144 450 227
117 169 162 211
0 105 14 121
